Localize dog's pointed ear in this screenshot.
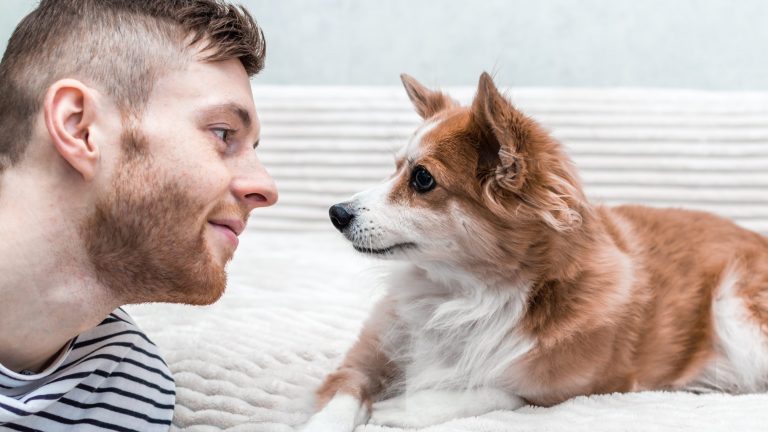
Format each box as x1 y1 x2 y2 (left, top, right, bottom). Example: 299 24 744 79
471 72 526 191
472 72 585 232
400 73 455 119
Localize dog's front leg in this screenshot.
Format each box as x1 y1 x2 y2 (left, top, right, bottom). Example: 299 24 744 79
303 299 397 432
370 387 525 428
301 390 369 432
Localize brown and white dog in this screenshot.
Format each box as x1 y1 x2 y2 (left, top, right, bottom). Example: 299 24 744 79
303 73 768 431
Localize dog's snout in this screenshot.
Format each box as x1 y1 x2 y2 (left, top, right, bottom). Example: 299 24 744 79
329 204 355 232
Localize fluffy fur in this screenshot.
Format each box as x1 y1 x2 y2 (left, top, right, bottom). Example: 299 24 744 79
304 72 768 431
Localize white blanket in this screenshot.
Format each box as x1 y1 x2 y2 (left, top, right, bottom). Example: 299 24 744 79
127 232 768 432
128 86 768 431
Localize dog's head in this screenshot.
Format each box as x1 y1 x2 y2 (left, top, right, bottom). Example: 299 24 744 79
329 73 587 271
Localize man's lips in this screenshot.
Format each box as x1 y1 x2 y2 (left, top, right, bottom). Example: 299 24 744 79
208 219 245 248
209 219 245 236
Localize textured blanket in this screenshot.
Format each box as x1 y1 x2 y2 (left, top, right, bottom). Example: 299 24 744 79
127 232 768 432
127 86 768 431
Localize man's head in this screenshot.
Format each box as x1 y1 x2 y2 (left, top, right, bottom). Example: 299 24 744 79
0 0 278 305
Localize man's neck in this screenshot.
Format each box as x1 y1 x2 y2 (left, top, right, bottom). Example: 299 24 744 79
0 167 120 373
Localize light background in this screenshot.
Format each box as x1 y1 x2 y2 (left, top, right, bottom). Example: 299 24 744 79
2 0 768 89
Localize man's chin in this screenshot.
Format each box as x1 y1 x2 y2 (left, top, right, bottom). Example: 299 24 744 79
171 249 228 305
179 283 227 306
151 263 228 306
212 249 236 268
97 238 229 306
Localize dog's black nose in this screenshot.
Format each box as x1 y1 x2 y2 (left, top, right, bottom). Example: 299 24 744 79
329 204 355 232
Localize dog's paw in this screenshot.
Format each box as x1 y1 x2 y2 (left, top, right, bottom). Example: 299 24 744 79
302 394 369 432
370 388 523 428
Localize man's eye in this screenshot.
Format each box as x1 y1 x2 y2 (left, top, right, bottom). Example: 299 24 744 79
213 128 232 142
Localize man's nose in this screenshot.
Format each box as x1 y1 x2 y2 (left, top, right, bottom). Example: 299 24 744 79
232 156 278 212
329 203 355 232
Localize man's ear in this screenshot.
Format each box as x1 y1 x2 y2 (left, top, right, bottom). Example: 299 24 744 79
400 73 456 119
43 79 99 181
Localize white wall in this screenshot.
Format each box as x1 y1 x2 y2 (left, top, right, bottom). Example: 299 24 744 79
2 0 768 89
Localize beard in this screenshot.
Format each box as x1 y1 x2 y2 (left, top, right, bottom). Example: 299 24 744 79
82 128 232 306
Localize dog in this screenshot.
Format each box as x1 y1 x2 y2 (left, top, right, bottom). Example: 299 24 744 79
302 72 768 431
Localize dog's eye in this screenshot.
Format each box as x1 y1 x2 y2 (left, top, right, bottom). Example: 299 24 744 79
411 166 436 193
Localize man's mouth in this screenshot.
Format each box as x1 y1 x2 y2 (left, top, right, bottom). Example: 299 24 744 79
208 219 245 248
353 242 416 255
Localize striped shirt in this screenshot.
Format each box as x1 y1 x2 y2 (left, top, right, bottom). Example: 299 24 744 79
0 308 175 431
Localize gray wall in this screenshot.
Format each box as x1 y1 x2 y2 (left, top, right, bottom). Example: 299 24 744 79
2 0 768 89
0 0 34 53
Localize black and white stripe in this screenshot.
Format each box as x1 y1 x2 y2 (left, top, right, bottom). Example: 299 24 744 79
0 308 175 431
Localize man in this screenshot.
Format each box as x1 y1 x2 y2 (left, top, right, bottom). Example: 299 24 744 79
0 0 277 430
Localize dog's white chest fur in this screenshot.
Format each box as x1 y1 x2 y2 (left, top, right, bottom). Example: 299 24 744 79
381 264 534 394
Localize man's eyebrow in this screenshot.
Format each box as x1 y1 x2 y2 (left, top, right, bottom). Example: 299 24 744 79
203 103 252 129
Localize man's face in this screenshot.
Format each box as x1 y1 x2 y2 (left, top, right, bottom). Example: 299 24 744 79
84 58 277 305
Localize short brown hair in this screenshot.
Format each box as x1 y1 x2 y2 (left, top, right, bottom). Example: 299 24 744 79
0 0 266 170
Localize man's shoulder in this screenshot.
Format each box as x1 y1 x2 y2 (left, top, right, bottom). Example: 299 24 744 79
95 307 142 332
73 308 173 377
0 309 175 430
73 308 164 363
67 308 176 424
